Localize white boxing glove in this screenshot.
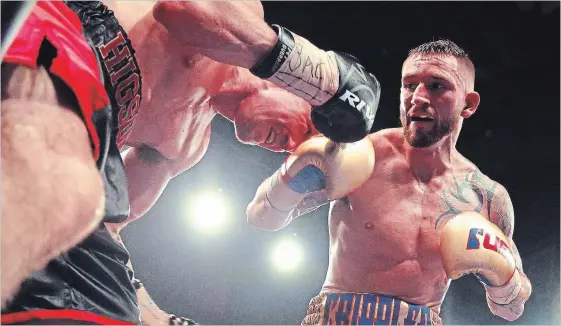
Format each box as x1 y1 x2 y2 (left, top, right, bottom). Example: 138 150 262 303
440 211 521 305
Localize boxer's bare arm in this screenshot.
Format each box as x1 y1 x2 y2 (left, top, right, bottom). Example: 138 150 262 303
487 184 532 320
1 64 104 305
152 1 276 68
248 136 374 230
247 177 331 231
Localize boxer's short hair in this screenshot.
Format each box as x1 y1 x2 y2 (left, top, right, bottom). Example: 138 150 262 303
407 38 475 89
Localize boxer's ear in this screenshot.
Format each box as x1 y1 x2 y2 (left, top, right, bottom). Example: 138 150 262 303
461 91 480 119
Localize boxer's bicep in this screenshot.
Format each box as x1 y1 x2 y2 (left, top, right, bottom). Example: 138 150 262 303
489 184 524 272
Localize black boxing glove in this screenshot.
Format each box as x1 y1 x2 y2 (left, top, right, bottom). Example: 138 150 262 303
251 25 380 143
311 52 380 142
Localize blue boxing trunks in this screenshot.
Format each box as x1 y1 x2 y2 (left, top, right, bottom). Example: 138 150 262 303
302 292 442 325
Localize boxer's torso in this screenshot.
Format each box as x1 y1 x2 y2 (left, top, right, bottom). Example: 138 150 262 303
323 128 499 313
110 2 229 164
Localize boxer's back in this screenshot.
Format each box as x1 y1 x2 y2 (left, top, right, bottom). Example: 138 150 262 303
324 128 499 313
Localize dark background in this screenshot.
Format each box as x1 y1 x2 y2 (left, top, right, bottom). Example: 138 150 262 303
122 1 560 324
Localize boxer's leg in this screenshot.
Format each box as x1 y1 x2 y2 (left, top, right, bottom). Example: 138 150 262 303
1 62 104 306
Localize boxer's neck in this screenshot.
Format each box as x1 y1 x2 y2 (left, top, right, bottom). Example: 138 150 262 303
404 133 459 182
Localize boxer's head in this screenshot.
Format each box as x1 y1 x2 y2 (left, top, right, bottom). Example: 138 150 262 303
399 39 480 148
232 87 316 152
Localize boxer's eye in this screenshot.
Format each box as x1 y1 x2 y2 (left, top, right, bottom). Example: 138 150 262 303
429 82 444 90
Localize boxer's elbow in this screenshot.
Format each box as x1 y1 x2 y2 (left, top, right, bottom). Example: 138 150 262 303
246 200 289 231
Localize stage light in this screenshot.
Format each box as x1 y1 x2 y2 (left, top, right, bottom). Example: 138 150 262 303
271 238 304 272
187 189 231 235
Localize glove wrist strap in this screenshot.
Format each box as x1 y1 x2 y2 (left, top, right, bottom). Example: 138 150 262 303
250 24 295 79
485 268 522 305
265 169 301 213
251 25 339 106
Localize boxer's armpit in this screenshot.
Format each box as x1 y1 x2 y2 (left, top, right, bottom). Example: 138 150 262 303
137 144 168 164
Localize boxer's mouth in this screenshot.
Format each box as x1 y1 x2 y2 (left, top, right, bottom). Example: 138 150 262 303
265 128 275 144
410 115 434 122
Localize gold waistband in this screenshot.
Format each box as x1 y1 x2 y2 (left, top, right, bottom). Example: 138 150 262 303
302 292 442 325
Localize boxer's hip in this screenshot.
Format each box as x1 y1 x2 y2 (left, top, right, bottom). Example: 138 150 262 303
1 225 140 325
302 292 442 326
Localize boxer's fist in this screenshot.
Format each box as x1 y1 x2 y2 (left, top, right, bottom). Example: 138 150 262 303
250 25 380 143
266 135 374 212
440 211 521 304
311 52 380 143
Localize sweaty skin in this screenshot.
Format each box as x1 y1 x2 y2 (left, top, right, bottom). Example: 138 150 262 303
249 52 530 321
104 1 312 226
324 129 494 312
98 2 313 322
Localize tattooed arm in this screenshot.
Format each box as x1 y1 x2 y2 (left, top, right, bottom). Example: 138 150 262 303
486 184 532 321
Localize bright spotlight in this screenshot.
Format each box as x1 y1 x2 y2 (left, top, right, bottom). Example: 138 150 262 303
271 238 304 272
187 189 230 234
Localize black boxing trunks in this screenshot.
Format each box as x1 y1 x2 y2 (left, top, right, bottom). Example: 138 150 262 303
1 1 142 324
302 293 442 325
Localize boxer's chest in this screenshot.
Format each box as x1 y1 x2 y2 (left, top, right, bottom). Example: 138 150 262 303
344 167 496 257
